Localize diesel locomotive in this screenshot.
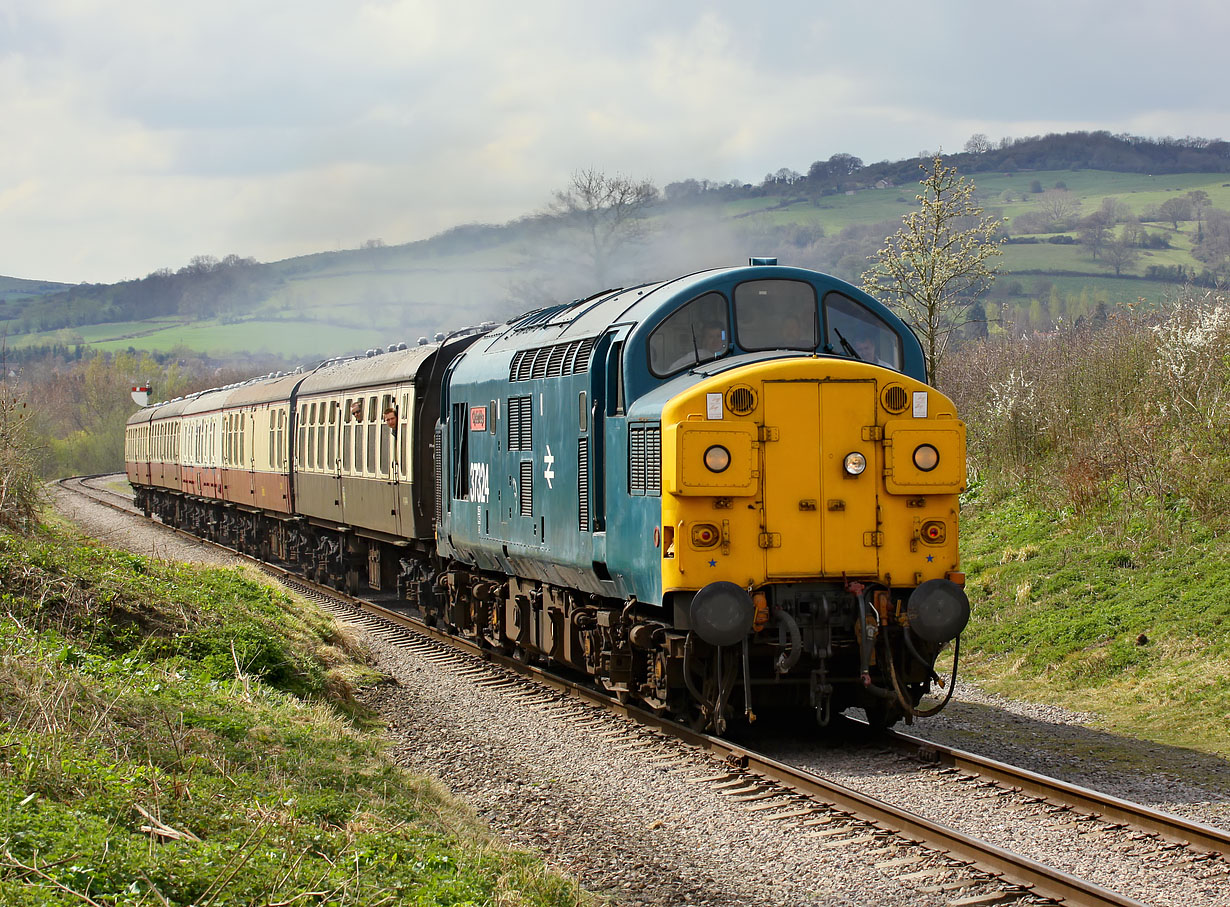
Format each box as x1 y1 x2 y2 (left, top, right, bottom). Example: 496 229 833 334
126 262 970 731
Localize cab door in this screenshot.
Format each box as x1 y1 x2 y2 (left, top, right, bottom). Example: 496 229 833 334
761 379 879 578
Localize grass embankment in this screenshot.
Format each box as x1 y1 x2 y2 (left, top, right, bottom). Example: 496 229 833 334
0 526 585 906
959 485 1230 758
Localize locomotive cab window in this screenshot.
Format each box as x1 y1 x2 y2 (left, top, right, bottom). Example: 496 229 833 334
451 401 470 499
648 292 730 377
824 291 902 370
734 279 818 352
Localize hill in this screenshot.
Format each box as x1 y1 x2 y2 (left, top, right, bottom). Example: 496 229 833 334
3 131 1229 361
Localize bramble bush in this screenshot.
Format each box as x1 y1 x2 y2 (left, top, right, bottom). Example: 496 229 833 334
0 382 42 534
942 286 1230 533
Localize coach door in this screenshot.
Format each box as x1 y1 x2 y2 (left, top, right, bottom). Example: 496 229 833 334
391 387 412 538
761 380 879 578
247 409 257 503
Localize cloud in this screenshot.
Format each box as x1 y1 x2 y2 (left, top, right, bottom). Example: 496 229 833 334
1 0 1228 282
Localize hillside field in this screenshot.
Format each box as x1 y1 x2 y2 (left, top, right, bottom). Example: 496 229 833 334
4 167 1228 361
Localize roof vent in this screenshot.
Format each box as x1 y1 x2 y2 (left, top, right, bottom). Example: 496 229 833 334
418 337 428 345
749 256 778 266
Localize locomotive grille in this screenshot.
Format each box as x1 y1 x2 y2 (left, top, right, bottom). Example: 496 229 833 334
509 338 598 381
578 437 590 531
646 424 661 495
519 460 533 516
530 348 550 380
628 422 661 496
882 384 909 414
507 396 533 450
629 426 645 495
725 385 757 415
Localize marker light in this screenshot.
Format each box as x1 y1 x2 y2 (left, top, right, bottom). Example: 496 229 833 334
843 452 867 475
704 445 731 473
691 523 720 548
913 444 939 472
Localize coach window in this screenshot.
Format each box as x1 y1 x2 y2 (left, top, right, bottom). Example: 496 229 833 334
734 279 818 352
648 292 730 376
823 291 902 370
315 403 326 470
342 399 353 472
305 404 315 469
327 401 337 471
297 405 306 468
239 413 245 465
366 396 378 475
399 393 410 477
379 394 393 476
353 406 365 474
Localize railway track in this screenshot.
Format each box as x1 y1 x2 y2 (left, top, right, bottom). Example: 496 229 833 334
59 474 1230 907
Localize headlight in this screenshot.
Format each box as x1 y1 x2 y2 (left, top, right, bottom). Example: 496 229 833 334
843 452 867 475
913 444 939 471
704 445 731 473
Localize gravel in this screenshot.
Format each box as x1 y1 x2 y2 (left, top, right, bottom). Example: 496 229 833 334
55 480 1230 906
357 627 971 907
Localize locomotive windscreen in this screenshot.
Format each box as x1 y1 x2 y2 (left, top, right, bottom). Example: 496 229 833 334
733 279 819 352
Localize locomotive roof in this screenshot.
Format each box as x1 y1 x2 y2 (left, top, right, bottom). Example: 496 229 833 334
471 264 898 353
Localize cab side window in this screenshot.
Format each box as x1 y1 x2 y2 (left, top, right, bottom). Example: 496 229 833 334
648 292 730 377
823 292 902 370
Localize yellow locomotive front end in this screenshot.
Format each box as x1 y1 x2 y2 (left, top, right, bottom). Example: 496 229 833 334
659 356 968 729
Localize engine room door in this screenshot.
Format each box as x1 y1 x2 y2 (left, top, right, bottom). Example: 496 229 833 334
762 380 879 578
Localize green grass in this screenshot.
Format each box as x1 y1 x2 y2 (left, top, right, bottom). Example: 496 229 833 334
0 525 587 907
958 484 1230 757
87 319 393 358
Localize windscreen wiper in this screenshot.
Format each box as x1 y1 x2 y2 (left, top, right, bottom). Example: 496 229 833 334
833 327 862 360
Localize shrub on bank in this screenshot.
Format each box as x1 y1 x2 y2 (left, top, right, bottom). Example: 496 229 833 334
943 286 1230 536
0 385 42 534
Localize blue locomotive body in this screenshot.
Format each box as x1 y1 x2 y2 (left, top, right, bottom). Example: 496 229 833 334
437 264 930 609
128 262 968 730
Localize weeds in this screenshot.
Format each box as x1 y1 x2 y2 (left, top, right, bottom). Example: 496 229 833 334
0 526 587 906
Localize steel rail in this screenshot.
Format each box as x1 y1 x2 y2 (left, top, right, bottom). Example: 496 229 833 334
885 727 1230 858
350 598 1148 907
62 475 1167 907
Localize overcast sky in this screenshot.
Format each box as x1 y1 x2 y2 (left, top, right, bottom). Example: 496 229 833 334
2 0 1228 284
